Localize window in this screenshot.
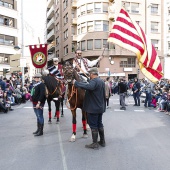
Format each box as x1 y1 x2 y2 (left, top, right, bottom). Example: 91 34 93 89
94 21 102 31
122 2 130 12
81 22 86 33
120 58 136 67
64 45 68 55
151 22 158 33
0 1 13 9
94 39 101 49
81 41 86 51
56 50 59 58
78 24 80 34
168 24 170 32
56 23 59 32
0 15 14 27
0 53 10 63
87 21 93 32
151 39 159 50
151 4 158 14
131 3 139 14
109 43 115 49
64 29 68 40
87 40 93 50
64 13 68 25
94 2 101 13
63 0 68 10
81 5 86 15
0 34 15 45
87 3 93 14
168 42 170 49
103 3 108 13
71 26 76 35
103 21 109 31
56 9 59 19
56 36 59 46
103 39 108 48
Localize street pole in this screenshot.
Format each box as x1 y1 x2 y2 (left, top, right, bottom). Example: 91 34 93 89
21 0 25 85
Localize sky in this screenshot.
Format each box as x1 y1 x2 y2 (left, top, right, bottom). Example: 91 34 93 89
18 0 47 44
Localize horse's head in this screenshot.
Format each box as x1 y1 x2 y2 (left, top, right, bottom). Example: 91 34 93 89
63 61 75 84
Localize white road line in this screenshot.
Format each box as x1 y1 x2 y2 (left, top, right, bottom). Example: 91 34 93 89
114 109 125 111
57 125 68 170
134 110 145 112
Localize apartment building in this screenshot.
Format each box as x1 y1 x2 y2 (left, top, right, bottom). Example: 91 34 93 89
46 0 164 80
164 0 170 79
0 0 18 75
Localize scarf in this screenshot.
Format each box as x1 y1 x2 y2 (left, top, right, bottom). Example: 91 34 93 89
74 57 88 72
31 81 42 96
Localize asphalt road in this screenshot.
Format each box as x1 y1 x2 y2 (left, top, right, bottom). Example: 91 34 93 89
1 95 170 170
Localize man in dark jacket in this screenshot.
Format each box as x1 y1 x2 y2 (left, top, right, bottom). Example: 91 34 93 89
132 77 141 106
74 67 106 150
118 78 127 110
0 78 6 91
31 73 46 136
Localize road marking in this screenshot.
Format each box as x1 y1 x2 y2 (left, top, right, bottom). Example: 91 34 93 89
114 109 125 111
134 110 145 112
57 125 68 170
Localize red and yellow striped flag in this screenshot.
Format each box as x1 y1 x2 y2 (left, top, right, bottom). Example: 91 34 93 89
108 8 163 83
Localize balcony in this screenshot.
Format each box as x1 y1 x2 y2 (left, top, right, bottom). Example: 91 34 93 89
47 0 54 9
47 53 55 61
71 0 77 8
0 5 17 19
0 25 18 37
48 41 55 52
72 18 77 25
47 5 54 19
47 17 54 30
72 35 77 42
47 29 55 40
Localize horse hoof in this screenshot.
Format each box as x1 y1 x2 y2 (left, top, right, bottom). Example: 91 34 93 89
86 124 90 131
61 114 64 117
82 134 88 138
69 134 76 142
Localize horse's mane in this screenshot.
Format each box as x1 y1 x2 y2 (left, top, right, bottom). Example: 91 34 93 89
42 75 60 94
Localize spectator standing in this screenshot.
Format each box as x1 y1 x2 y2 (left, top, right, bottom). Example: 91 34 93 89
105 77 111 109
118 78 127 110
132 77 141 106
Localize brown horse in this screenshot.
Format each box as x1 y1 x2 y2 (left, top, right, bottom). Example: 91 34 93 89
63 61 89 142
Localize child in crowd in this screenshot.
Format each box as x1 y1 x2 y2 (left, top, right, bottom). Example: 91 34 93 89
150 96 157 108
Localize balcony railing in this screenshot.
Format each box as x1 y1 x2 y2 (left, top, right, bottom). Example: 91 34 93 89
47 17 54 29
72 35 77 41
47 0 54 9
0 1 14 9
47 5 54 19
47 29 54 40
72 18 77 25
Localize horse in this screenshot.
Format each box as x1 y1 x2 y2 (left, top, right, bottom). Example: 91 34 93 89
63 61 88 142
42 75 64 123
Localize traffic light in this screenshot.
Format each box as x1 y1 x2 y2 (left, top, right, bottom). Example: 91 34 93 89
3 68 10 76
24 67 28 74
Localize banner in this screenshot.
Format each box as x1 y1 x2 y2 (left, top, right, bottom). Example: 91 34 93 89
29 44 47 68
108 8 163 83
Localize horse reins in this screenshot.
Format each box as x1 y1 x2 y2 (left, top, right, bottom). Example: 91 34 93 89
66 85 78 111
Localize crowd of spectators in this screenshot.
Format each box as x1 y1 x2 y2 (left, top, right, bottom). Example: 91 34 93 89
0 76 32 113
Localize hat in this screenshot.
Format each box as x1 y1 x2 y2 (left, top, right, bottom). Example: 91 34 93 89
88 67 98 75
53 57 59 61
34 73 42 78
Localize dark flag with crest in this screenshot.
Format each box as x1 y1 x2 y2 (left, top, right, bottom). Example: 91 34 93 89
29 44 47 68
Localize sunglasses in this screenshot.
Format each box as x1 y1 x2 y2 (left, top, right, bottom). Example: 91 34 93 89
34 77 40 78
77 53 82 55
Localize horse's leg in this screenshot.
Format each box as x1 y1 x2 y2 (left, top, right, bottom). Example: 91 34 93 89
70 109 76 142
82 111 88 138
85 112 90 130
55 100 60 123
47 99 52 124
60 97 64 117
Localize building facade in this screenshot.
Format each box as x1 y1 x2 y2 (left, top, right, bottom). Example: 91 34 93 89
46 0 164 80
0 0 18 75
